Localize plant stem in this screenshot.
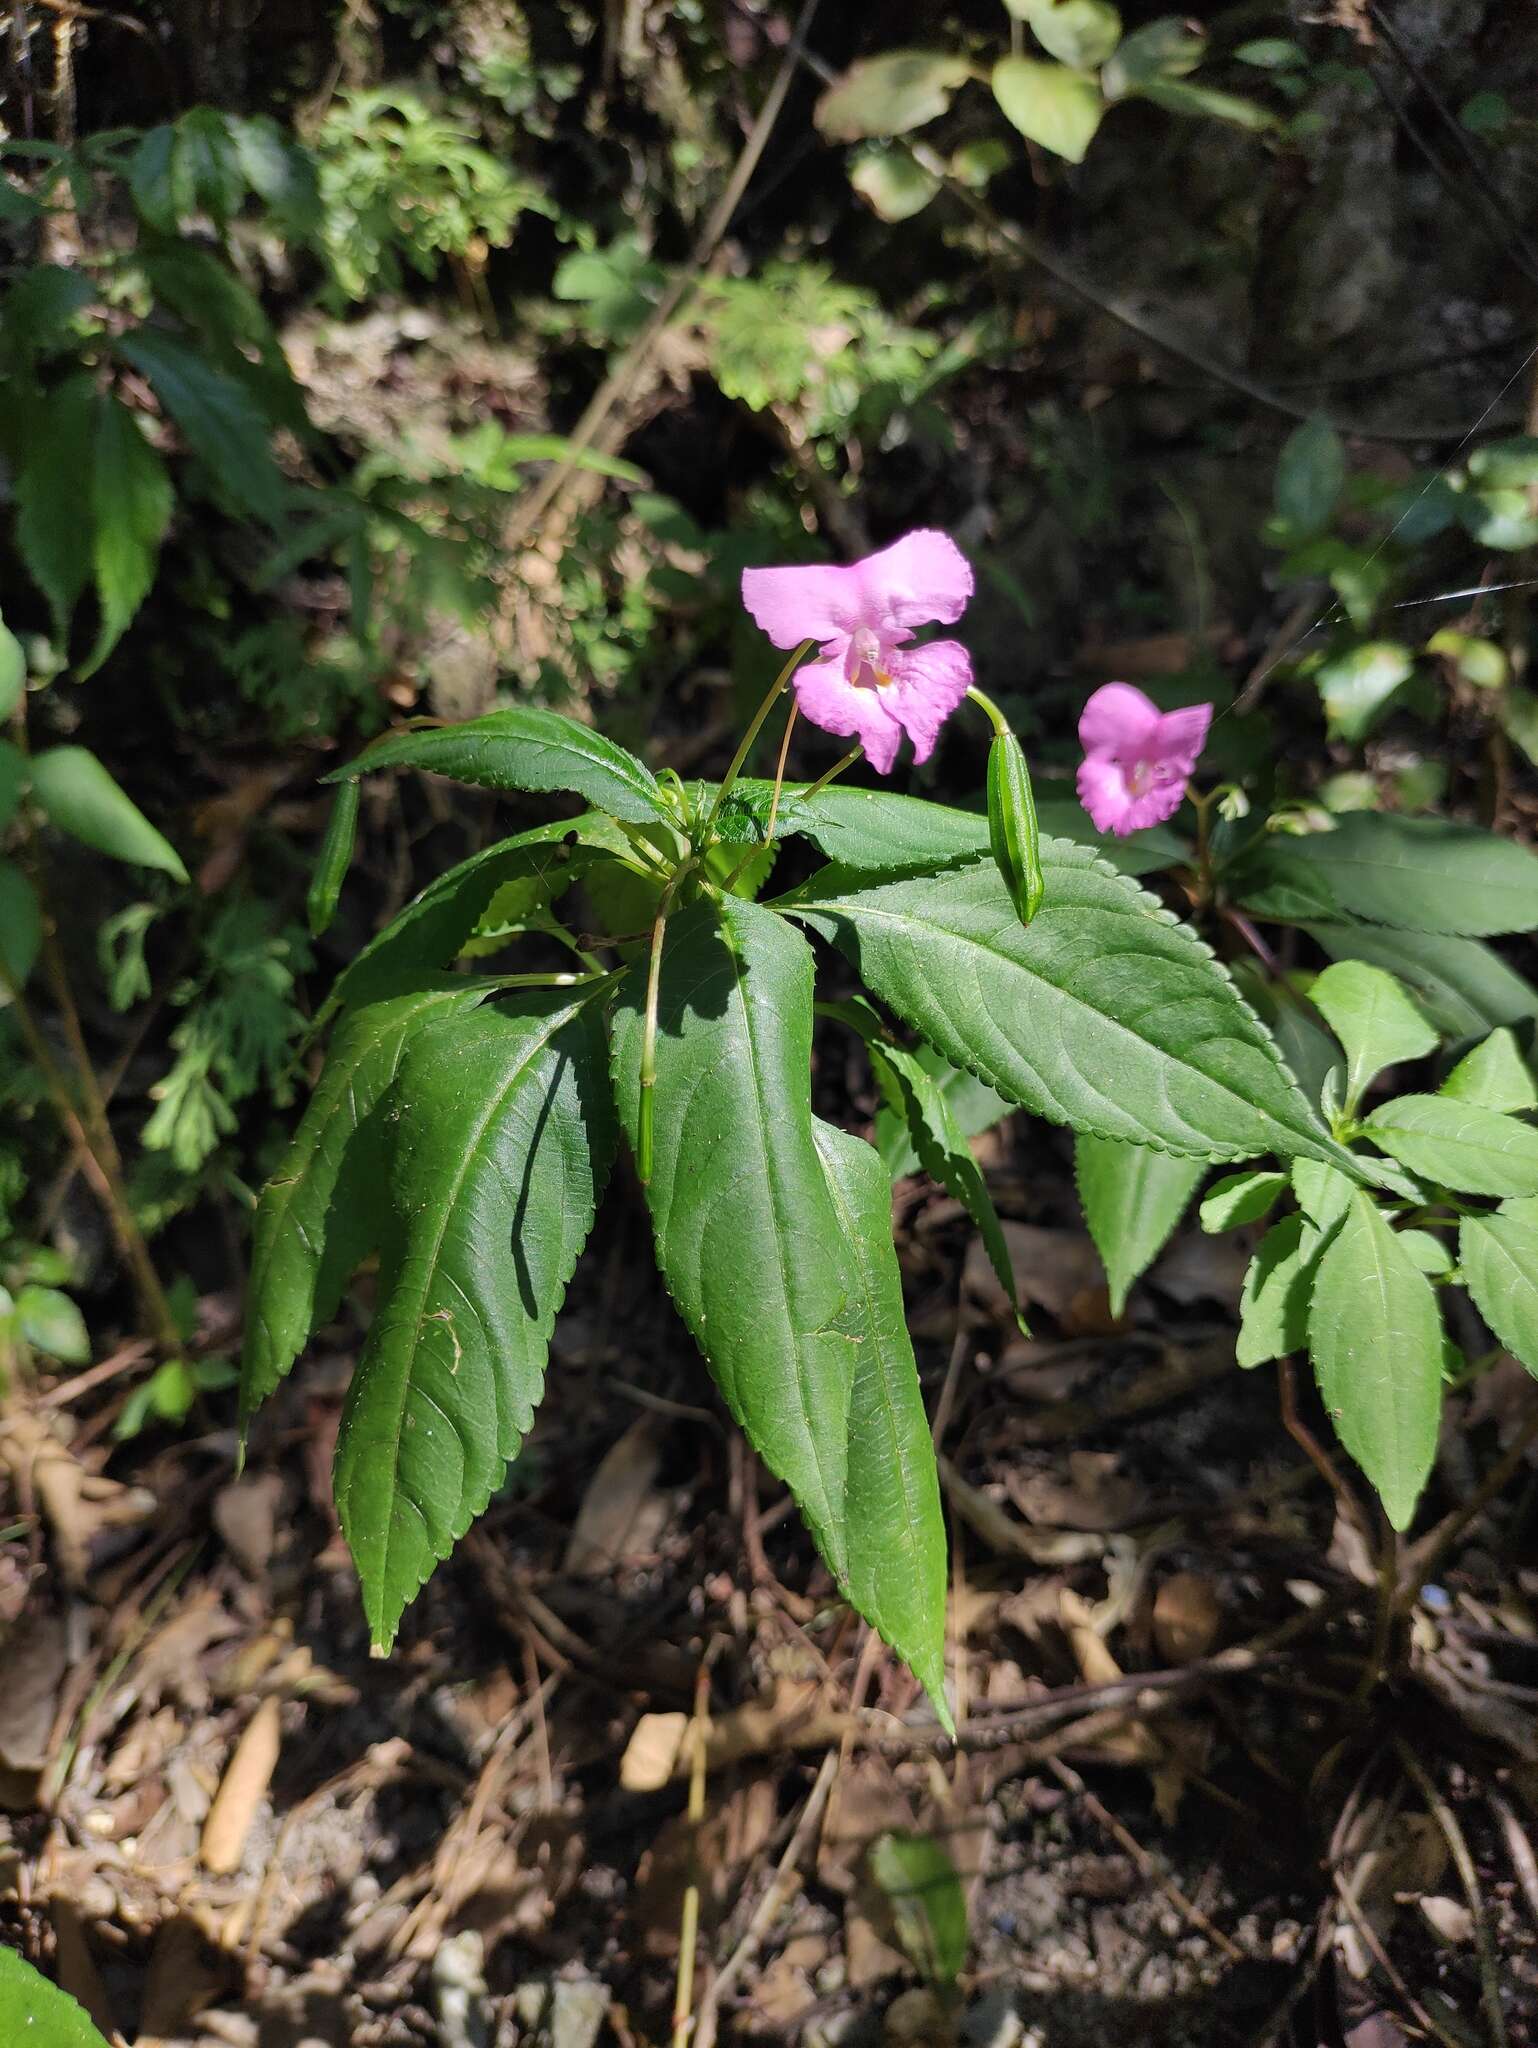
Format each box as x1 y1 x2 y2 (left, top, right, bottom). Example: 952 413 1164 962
637 857 699 1184
798 744 863 805
701 640 813 841
766 699 800 843
966 683 1010 737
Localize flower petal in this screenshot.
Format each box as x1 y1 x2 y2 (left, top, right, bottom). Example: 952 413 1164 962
857 530 974 633
793 655 907 774
1152 702 1213 778
1078 682 1162 758
885 639 974 765
740 561 866 650
1078 750 1190 835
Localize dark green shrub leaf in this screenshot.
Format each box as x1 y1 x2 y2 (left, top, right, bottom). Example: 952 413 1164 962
241 981 494 1420
1363 1094 1538 1198
611 896 857 1586
849 149 940 222
795 847 1346 1165
335 707 671 825
1139 78 1273 128
308 781 361 937
0 1947 111 2048
1237 1213 1320 1368
0 862 41 993
83 392 173 676
1461 1200 1538 1376
1017 0 1123 69
812 1121 949 1722
29 747 187 879
814 51 971 142
1467 436 1538 489
1244 815 1538 937
1076 1135 1206 1315
1101 17 1204 98
874 1042 1010 1180
1309 1189 1443 1529
1274 418 1345 537
993 55 1105 163
334 988 615 1651
116 328 286 523
0 741 26 831
15 375 96 645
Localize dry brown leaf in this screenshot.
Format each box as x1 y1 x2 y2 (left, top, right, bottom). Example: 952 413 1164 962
0 1410 155 1588
563 1416 669 1575
939 1459 1107 1566
819 1755 917 1891
0 1605 67 1773
619 1711 687 1793
1417 1894 1474 1944
964 1225 1115 1334
1006 1451 1150 1532
1152 1572 1223 1665
212 1474 284 1576
1148 1229 1250 1308
201 1696 281 1875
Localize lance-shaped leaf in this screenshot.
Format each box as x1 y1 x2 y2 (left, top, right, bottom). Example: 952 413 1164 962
1076 1135 1206 1317
1307 923 1538 1040
307 780 360 937
1309 1188 1443 1530
611 895 855 1582
1308 960 1437 1114
334 988 615 1650
1363 1094 1538 1198
875 1041 1010 1180
1461 1199 1538 1377
83 391 173 677
332 706 672 824
794 846 1346 1166
328 818 610 1012
0 1946 111 2048
834 1002 1023 1329
812 1120 949 1722
1238 814 1538 937
241 981 494 1420
1440 1028 1537 1114
29 747 187 880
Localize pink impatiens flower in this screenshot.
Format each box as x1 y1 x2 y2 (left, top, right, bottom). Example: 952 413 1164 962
1077 682 1212 837
740 530 974 775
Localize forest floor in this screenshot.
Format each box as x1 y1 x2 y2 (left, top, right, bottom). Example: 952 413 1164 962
3 1107 1537 2048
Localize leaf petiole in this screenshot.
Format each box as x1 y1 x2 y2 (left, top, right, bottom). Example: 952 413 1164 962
637 856 700 1183
700 639 813 843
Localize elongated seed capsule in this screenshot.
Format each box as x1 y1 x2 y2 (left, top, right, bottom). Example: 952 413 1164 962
308 780 361 937
987 727 1044 925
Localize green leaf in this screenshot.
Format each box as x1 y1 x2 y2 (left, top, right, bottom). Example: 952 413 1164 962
1275 418 1345 537
1467 436 1538 489
986 728 1044 924
795 847 1346 1166
0 617 23 718
856 1018 1024 1330
1292 1157 1355 1235
1424 629 1508 690
1032 797 1189 877
1138 78 1273 128
1237 1213 1320 1368
849 148 940 222
15 375 96 645
28 747 187 880
874 1042 1011 1180
1021 0 1123 70
812 1121 949 1721
308 780 360 937
240 982 494 1419
1101 16 1204 98
1362 1094 1538 1198
115 328 286 523
1316 642 1414 741
611 896 857 1585
335 707 670 825
814 51 972 142
1244 814 1538 938
1200 1168 1286 1233
993 55 1105 163
0 740 26 832
16 1284 89 1363
1441 1028 1537 1113
0 1947 112 2048
0 862 42 995
1309 1189 1443 1529
1307 924 1538 1040
334 988 614 1650
1308 960 1438 1113
328 819 603 1012
1459 488 1538 551
1461 1200 1538 1376
1076 1135 1206 1316
83 391 173 676
867 1830 968 1985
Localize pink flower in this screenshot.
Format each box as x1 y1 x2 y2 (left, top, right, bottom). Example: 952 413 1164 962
1077 682 1212 836
740 530 975 775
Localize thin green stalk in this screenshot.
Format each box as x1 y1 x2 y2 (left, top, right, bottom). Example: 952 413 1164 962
716 743 863 897
701 640 813 841
637 857 699 1184
966 683 1011 738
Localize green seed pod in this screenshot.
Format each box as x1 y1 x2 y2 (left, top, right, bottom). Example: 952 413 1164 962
308 779 361 937
0 620 24 721
987 727 1044 925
